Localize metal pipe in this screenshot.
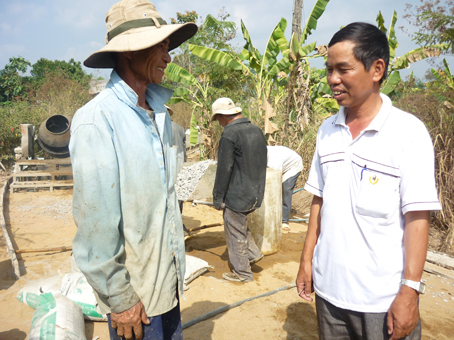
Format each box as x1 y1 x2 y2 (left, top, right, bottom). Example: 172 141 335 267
182 283 296 330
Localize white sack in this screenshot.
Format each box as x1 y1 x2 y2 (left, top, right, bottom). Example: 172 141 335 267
28 292 87 340
185 255 211 285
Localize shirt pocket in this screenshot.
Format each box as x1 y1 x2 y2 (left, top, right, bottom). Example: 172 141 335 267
352 154 400 219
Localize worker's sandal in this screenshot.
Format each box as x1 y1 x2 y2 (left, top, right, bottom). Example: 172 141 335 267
222 271 253 282
249 254 264 265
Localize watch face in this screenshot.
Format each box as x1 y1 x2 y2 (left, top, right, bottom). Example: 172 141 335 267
419 282 426 294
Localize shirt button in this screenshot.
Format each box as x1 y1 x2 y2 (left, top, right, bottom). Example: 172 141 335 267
160 161 163 165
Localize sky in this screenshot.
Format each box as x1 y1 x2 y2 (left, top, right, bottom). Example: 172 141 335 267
1 0 452 81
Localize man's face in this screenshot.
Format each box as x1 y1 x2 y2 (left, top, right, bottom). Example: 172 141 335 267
129 38 171 84
215 115 229 127
326 40 379 110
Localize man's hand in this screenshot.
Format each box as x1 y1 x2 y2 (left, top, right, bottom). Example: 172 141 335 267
387 286 419 340
296 260 314 302
111 301 150 340
219 202 226 210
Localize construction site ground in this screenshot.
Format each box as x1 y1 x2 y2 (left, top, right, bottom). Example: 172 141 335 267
1 187 454 339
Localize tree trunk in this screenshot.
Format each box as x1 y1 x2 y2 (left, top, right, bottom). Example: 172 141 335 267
292 0 303 38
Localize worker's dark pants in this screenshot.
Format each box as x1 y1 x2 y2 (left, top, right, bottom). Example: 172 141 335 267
178 200 184 213
223 207 262 280
107 301 183 340
282 172 301 223
316 294 421 340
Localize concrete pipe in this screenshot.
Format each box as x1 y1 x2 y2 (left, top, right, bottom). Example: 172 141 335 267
37 115 72 158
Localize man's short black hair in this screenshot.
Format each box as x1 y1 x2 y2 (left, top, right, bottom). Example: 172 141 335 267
328 22 389 84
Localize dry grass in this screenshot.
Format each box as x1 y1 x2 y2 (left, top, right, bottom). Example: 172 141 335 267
395 85 454 253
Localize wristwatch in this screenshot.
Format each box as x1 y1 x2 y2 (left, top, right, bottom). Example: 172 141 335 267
401 279 426 294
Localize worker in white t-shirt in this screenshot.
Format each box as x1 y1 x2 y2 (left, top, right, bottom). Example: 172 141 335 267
267 145 303 231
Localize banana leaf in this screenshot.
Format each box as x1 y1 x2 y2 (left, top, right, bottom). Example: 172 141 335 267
376 11 398 59
263 18 288 72
273 18 290 56
381 71 401 95
240 20 262 72
431 68 442 82
167 96 189 105
387 11 398 60
173 87 190 97
390 44 450 71
189 45 249 73
289 33 299 61
314 97 339 116
301 0 331 43
189 113 199 145
443 58 452 80
376 11 387 34
300 42 317 58
165 63 199 87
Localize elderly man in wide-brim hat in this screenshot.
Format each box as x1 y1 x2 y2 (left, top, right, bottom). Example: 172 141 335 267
69 1 197 339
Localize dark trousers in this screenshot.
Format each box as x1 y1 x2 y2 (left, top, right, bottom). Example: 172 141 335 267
223 207 262 280
107 301 183 340
316 294 421 340
282 172 301 223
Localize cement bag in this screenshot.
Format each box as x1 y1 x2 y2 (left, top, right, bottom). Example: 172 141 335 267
28 292 86 340
17 275 62 309
59 273 107 321
185 255 210 285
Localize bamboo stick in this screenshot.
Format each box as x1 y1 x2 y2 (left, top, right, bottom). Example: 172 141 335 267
188 223 223 233
16 245 72 254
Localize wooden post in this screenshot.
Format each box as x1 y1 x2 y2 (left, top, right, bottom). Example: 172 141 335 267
292 0 303 38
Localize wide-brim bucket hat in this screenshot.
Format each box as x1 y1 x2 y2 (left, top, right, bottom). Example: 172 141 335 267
211 98 242 121
84 0 198 68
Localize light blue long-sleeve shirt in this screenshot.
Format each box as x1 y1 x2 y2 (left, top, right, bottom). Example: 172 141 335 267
70 70 185 316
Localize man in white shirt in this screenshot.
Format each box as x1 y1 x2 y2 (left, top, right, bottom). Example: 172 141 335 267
296 22 441 340
266 146 303 231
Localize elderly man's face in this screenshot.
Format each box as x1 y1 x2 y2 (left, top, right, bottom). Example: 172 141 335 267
130 38 171 84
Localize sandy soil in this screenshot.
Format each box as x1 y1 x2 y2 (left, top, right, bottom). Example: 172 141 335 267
1 189 454 340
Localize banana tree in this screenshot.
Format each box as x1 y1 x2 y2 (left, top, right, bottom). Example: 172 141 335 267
189 0 331 134
377 11 451 96
164 62 216 158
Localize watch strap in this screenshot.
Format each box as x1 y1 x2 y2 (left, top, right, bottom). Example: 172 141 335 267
401 279 425 294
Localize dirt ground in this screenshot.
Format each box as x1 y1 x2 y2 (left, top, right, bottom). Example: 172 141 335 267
1 188 454 340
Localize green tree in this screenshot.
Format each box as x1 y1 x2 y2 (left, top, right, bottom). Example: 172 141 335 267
31 58 90 84
404 0 454 53
0 56 31 102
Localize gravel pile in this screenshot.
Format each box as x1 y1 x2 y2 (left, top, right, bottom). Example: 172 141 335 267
176 160 217 201
14 197 73 220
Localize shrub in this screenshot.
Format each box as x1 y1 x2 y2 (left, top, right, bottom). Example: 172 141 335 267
0 71 91 165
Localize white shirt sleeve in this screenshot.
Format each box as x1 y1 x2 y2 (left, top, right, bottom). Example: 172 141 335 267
305 130 324 198
399 120 441 215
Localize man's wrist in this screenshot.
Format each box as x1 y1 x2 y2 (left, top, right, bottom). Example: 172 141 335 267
400 279 425 294
108 285 141 313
